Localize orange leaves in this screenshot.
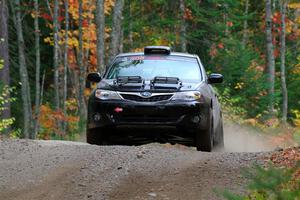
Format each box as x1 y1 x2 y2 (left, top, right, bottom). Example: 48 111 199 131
38 101 79 139
43 0 116 77
39 105 58 133
267 147 300 183
226 21 233 27
183 8 193 20
209 44 217 58
270 147 300 168
217 42 224 49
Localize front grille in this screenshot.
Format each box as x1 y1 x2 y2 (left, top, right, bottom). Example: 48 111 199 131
116 114 180 124
120 94 173 102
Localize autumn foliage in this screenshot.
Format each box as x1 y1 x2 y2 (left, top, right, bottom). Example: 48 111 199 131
38 99 79 139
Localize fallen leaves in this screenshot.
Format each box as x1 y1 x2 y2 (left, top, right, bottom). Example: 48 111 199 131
268 147 300 181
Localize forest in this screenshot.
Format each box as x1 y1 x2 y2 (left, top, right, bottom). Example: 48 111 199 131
0 0 300 140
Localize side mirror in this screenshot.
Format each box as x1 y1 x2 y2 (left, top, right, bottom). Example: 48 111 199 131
208 73 223 84
87 72 102 83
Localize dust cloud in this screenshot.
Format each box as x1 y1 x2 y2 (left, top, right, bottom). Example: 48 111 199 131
222 122 276 152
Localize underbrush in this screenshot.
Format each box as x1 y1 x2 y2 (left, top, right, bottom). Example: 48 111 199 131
219 87 300 148
220 147 300 200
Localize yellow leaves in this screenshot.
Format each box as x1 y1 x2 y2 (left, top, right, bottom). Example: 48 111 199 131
31 12 38 19
0 118 14 133
291 55 300 74
243 118 258 126
234 82 245 90
291 110 300 128
82 11 94 19
44 37 54 46
295 16 300 24
65 98 78 111
44 0 113 73
286 19 293 34
288 3 300 9
104 0 115 15
0 59 4 69
69 37 79 47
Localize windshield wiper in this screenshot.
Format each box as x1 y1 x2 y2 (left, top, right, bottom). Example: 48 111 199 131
151 76 182 90
114 76 145 89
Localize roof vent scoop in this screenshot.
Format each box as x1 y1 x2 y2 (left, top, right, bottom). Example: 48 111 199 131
144 46 171 55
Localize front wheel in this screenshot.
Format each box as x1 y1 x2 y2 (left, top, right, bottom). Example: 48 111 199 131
195 115 213 152
86 127 110 145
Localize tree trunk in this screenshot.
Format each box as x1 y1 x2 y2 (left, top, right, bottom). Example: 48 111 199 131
62 0 69 135
33 0 41 139
242 0 249 48
108 0 124 63
179 0 187 52
78 0 87 121
53 0 60 112
128 2 133 50
0 0 11 134
119 27 124 53
96 0 105 72
12 0 32 138
280 0 288 123
265 0 276 115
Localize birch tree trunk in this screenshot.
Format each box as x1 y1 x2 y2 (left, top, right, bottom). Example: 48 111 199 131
242 0 249 48
33 0 41 139
179 0 187 52
12 0 32 138
78 0 87 121
265 0 276 115
96 0 105 72
53 0 60 112
62 0 69 134
108 0 124 63
0 0 11 134
280 0 288 123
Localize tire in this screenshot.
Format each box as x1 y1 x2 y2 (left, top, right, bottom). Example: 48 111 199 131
195 112 213 152
86 127 109 145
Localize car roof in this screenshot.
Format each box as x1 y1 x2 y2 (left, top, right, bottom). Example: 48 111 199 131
116 52 198 58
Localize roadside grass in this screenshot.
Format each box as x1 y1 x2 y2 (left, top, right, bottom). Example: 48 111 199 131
216 147 300 200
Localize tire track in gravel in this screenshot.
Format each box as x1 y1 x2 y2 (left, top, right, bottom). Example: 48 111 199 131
0 122 275 200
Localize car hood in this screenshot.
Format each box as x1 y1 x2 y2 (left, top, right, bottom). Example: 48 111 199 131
97 79 204 92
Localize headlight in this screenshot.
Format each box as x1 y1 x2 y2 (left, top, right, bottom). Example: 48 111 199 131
95 89 121 100
171 91 202 101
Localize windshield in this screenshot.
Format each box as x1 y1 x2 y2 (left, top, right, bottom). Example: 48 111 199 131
106 55 202 82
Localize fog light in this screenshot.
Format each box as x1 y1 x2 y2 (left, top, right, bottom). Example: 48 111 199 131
93 113 101 121
191 116 200 123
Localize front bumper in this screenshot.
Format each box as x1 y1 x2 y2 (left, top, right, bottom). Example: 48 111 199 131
87 99 210 130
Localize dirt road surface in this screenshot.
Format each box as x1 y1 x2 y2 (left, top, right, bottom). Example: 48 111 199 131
0 123 276 200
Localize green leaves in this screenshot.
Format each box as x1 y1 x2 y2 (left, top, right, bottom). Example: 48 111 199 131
221 163 300 200
0 86 15 134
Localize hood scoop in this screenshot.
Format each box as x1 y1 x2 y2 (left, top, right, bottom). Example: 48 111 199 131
112 76 145 90
150 76 182 91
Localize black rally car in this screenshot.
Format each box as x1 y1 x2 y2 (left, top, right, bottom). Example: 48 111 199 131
86 46 224 152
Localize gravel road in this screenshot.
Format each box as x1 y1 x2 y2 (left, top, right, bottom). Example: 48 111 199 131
0 123 274 200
